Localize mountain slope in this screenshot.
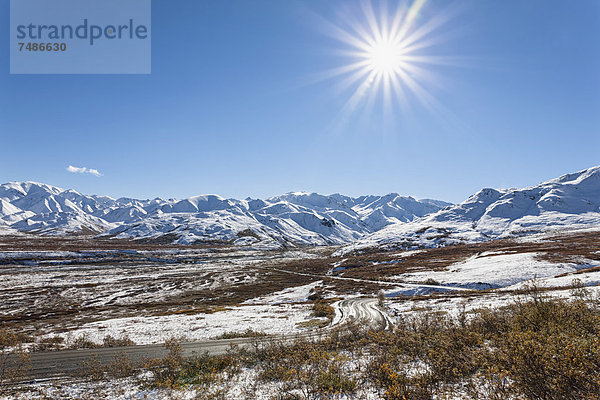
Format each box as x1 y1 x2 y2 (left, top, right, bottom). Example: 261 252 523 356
340 166 600 254
0 182 449 246
104 192 449 245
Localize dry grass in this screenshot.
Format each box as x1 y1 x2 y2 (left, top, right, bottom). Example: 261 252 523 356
13 289 599 400
0 328 30 389
1 230 599 360
272 231 600 297
212 328 269 340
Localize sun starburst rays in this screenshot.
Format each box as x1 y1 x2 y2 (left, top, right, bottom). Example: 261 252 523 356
314 0 460 130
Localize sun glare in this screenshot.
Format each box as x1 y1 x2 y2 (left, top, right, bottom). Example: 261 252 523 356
314 0 460 125
366 40 406 75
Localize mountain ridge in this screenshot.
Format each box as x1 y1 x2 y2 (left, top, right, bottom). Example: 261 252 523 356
3 165 599 248
0 181 450 246
339 165 600 254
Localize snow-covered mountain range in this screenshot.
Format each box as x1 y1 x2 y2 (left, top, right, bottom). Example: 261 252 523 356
0 181 449 246
340 165 600 254
2 166 599 248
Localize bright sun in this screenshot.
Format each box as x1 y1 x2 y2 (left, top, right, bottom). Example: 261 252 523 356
366 40 406 75
315 0 458 122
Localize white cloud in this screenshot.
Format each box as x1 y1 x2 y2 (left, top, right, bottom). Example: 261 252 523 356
66 165 102 177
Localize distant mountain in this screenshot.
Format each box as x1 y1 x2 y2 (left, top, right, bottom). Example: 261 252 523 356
340 166 600 254
0 182 450 246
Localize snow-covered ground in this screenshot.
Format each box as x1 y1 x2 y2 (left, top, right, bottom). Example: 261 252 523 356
0 246 326 342
505 265 600 290
394 252 597 289
386 285 600 320
59 303 315 345
243 281 322 304
1 369 385 400
2 236 599 399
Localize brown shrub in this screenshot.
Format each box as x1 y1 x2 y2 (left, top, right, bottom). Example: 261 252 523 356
311 301 335 320
102 334 135 348
141 337 184 388
0 327 31 388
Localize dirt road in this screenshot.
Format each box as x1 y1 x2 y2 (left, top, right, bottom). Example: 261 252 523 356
332 298 394 330
19 297 391 380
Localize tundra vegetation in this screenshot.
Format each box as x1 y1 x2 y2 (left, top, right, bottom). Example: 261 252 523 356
6 283 599 400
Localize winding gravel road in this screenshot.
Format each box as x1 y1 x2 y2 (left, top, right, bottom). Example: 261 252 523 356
18 298 392 381
332 298 394 331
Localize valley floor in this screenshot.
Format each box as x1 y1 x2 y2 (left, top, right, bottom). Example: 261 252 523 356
1 230 599 399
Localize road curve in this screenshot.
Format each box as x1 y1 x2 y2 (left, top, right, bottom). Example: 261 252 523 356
17 297 393 381
332 298 394 331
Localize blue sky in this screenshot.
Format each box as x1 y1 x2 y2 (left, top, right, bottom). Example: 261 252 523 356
1 0 599 203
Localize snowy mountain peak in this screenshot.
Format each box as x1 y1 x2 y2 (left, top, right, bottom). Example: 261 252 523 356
551 165 600 187
7 166 595 249
0 181 449 246
339 165 600 254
